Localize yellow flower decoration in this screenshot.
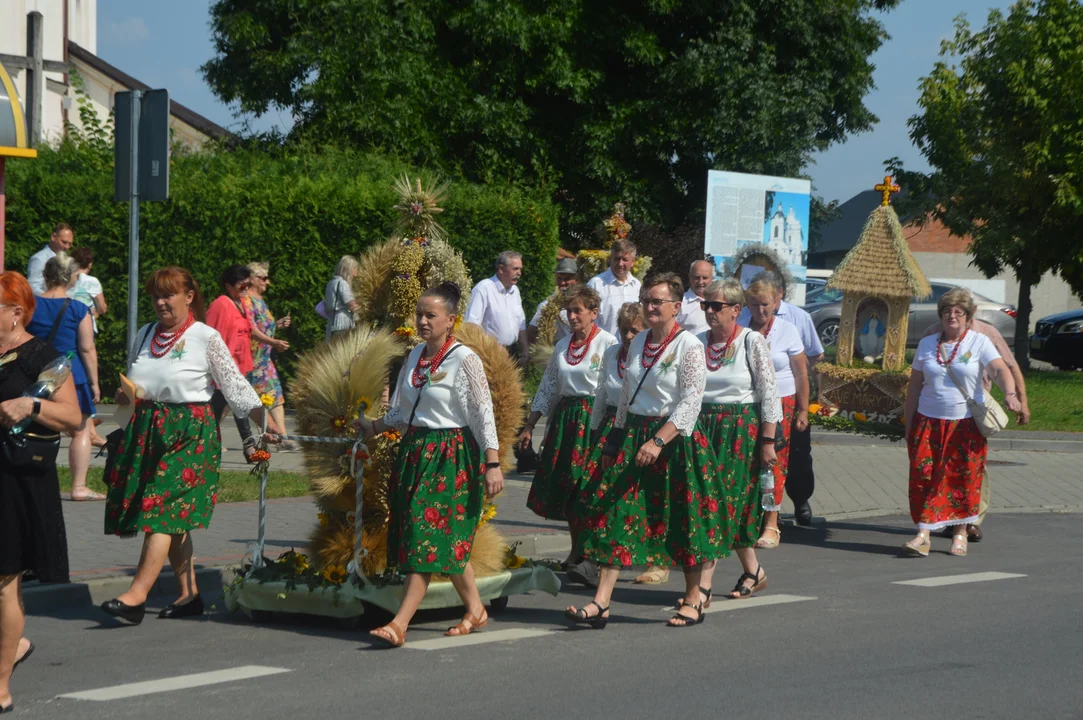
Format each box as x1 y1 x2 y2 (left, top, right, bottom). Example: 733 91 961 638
322 565 348 584
260 393 276 408
854 412 868 423
356 395 374 417
317 512 330 527
331 416 349 432
478 503 498 527
809 403 821 415
394 325 415 338
506 555 527 569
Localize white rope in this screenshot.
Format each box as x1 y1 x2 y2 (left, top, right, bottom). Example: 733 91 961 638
346 432 372 583
250 410 271 570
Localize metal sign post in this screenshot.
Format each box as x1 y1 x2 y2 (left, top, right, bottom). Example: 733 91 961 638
114 89 169 353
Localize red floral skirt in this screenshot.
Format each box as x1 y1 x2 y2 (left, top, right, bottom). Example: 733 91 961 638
907 412 987 529
764 395 796 510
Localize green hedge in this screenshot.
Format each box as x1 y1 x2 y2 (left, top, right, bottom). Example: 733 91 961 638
4 143 559 395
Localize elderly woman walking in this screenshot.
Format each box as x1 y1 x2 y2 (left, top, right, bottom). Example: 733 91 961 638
244 261 291 442
100 267 281 624
0 272 84 714
903 288 1019 557
744 273 808 549
569 273 726 629
519 286 616 571
27 253 102 500
324 255 360 341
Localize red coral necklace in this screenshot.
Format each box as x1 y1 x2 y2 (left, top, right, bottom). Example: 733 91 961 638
705 324 741 371
412 333 456 387
936 328 968 367
642 323 680 369
565 324 599 366
616 345 629 379
150 313 195 358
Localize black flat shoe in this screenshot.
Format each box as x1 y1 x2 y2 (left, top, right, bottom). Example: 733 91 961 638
794 501 813 526
0 702 13 714
11 642 34 674
101 599 146 625
158 595 204 619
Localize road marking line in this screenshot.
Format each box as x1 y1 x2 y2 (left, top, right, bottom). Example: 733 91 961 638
893 571 1027 587
58 666 291 701
662 594 817 614
406 628 554 651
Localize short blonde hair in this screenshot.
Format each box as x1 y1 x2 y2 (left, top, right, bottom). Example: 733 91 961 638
616 301 645 334
704 278 744 306
334 255 359 281
938 287 977 320
248 261 269 277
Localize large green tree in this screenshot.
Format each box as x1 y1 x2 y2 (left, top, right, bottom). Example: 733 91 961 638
203 0 898 235
890 0 1083 368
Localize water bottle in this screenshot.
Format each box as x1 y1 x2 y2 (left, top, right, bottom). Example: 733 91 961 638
759 468 775 510
10 352 74 435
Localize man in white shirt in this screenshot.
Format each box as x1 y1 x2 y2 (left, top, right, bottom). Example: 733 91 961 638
528 257 579 344
675 259 714 334
27 222 74 295
465 250 529 359
737 270 824 526
586 239 641 336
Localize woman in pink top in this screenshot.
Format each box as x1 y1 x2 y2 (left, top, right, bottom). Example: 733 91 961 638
205 265 261 461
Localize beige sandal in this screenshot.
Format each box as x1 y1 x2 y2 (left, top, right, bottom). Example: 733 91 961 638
754 526 781 549
445 611 488 637
634 565 670 584
949 533 968 557
904 534 931 557
369 621 407 648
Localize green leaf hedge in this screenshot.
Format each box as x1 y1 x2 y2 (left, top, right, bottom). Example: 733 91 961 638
4 143 560 396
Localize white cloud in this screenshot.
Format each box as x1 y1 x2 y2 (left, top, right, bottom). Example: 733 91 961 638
103 17 149 47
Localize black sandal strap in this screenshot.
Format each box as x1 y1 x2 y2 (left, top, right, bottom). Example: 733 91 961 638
669 603 703 625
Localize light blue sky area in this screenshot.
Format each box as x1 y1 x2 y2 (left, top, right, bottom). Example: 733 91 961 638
97 0 1015 204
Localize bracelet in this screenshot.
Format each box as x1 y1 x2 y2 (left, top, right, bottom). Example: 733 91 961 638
484 462 501 470
31 398 41 419
762 435 775 442
1005 392 1017 397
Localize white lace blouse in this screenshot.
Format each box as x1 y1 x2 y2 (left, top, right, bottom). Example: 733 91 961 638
382 344 500 452
697 328 783 423
127 322 262 417
590 342 627 431
531 328 618 416
614 329 705 437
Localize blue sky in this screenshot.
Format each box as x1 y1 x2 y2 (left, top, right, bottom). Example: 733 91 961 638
97 0 1014 204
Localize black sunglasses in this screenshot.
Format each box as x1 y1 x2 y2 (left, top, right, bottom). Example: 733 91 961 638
701 301 738 312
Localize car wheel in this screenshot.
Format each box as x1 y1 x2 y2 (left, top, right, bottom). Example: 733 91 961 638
818 319 840 347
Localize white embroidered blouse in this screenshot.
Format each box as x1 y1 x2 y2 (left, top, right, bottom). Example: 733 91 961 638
613 329 706 437
590 342 627 431
531 328 618 416
127 322 262 417
382 344 500 452
696 327 783 423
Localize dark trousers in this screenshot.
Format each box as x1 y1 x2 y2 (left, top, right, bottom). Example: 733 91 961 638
785 423 815 506
210 390 254 446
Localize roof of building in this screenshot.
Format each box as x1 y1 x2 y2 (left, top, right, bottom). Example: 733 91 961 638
813 189 915 256
67 42 232 141
826 204 931 298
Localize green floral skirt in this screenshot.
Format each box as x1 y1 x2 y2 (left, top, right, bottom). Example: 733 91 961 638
388 426 483 574
104 401 221 537
575 413 728 568
697 403 762 549
527 396 594 521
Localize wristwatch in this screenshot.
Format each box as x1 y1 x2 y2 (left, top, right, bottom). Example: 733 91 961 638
652 436 665 448
485 462 501 470
31 399 41 419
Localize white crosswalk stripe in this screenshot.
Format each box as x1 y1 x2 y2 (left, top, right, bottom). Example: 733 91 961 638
893 571 1026 587
57 666 291 701
406 628 555 651
662 593 817 614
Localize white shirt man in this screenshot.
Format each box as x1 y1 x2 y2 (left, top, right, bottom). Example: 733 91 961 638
465 251 527 348
675 259 714 335
27 224 74 295
586 241 641 336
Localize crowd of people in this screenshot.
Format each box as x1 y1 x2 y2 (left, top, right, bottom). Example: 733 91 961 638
0 228 1029 695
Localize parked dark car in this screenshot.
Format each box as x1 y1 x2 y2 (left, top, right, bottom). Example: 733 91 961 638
803 280 1018 350
1030 309 1083 370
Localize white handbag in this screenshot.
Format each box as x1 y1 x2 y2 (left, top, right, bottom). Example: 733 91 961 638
940 348 1009 438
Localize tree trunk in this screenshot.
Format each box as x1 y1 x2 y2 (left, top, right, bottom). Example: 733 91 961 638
1014 257 1034 371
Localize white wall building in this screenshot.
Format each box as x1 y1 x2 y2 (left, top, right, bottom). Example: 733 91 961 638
767 203 804 267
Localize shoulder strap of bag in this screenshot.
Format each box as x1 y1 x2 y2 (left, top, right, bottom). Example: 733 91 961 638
938 342 976 405
406 344 463 428
45 298 73 348
743 329 756 392
628 329 684 408
128 324 155 370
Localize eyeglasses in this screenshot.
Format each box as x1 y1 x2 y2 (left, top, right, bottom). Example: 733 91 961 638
641 298 678 308
942 309 968 318
701 301 737 312
253 275 269 281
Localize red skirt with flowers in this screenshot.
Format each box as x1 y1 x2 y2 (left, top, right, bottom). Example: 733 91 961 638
907 412 987 529
764 395 796 510
697 403 762 549
574 413 729 568
387 426 483 574
104 401 221 537
527 395 594 520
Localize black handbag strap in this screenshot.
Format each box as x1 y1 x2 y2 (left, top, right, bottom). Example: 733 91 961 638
46 298 73 349
128 324 155 369
628 329 684 408
406 343 463 429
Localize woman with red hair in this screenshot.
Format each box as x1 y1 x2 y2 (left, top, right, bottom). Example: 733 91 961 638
0 272 83 713
100 267 281 626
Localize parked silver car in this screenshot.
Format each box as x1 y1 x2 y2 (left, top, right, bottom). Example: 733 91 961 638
803 279 1017 349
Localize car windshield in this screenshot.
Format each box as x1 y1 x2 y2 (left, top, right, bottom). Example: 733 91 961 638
806 286 843 305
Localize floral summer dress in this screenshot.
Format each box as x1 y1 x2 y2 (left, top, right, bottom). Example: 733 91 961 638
243 296 284 407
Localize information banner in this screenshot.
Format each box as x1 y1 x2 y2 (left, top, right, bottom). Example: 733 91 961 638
703 170 811 305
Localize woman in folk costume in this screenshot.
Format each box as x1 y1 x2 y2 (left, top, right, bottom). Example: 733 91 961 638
357 282 505 648
694 278 781 601
519 286 616 567
568 272 727 629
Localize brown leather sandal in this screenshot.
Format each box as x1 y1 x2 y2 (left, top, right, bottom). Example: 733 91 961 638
369 621 407 648
445 612 488 637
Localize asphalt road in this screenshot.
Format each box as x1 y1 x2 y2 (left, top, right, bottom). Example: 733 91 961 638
9 511 1081 720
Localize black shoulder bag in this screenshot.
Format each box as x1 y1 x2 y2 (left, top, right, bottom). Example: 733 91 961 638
602 330 683 457
2 301 74 471
405 344 462 429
